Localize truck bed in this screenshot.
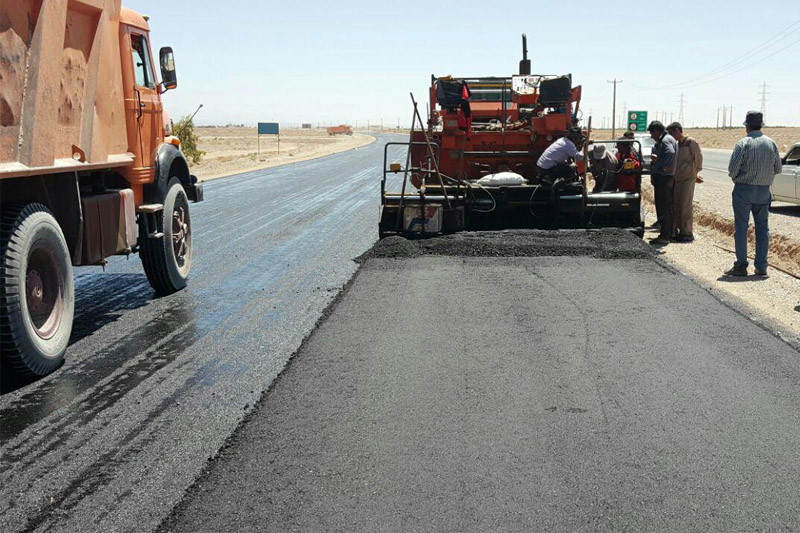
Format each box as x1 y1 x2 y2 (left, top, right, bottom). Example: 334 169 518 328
0 0 131 178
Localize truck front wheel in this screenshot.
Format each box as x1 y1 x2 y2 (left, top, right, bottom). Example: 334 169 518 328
1 204 75 377
140 179 193 294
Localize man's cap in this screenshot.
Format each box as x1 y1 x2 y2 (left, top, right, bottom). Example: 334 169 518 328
744 111 764 127
592 144 607 158
647 120 664 132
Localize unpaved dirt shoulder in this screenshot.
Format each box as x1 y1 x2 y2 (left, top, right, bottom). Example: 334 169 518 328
191 130 375 182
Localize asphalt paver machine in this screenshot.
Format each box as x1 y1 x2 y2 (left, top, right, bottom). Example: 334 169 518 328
379 35 644 237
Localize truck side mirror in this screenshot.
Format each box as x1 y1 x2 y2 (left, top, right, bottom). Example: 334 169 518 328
159 47 177 91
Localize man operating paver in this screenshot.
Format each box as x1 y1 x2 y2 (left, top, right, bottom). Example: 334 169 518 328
589 143 619 192
725 111 782 277
667 122 702 242
536 127 586 185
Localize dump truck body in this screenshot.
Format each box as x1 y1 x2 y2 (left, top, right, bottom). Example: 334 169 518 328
0 1 202 377
327 125 353 136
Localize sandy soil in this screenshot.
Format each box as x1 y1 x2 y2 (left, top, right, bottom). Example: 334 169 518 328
190 127 375 181
640 189 800 346
589 127 800 152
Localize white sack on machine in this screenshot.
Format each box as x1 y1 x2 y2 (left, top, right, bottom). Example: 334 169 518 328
476 172 525 186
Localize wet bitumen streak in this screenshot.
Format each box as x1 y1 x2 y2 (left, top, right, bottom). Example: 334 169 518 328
0 138 408 533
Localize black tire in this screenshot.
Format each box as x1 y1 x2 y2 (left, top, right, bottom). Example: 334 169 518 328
1 203 74 376
140 179 192 294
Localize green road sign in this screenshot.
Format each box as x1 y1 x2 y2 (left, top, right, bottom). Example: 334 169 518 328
628 111 648 132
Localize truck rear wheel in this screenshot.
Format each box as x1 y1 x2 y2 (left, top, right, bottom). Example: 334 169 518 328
140 179 193 294
1 204 75 377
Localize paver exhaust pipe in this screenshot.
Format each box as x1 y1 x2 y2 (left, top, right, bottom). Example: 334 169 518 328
519 33 531 75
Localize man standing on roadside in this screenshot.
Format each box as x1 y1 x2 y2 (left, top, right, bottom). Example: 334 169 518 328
725 111 782 277
667 122 703 242
647 121 677 245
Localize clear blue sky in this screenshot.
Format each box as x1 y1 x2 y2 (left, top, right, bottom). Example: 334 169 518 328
128 0 800 128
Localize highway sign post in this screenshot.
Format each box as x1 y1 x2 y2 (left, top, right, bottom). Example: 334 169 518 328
627 111 648 132
257 122 280 155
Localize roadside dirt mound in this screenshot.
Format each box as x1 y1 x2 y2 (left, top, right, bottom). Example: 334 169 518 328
359 230 656 261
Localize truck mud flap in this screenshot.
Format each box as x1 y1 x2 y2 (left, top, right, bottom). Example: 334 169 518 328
185 181 204 203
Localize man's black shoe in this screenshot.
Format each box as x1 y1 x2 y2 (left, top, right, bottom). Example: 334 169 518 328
724 264 748 277
754 268 768 277
677 234 695 243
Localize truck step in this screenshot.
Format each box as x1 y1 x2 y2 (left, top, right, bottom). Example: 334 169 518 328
137 203 164 214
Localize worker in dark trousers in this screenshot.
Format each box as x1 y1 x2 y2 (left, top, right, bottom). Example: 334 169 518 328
647 121 677 245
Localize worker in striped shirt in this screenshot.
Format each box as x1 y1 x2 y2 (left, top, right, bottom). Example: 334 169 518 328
725 111 783 277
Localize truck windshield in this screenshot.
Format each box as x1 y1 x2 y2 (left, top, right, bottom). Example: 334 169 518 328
131 34 155 89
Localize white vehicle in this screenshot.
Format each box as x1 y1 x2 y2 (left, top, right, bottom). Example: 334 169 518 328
772 143 800 205
634 134 655 170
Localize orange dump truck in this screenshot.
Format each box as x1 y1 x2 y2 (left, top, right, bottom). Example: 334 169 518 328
327 125 353 136
0 1 203 377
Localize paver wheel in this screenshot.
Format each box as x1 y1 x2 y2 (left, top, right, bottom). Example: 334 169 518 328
140 179 193 294
1 203 74 376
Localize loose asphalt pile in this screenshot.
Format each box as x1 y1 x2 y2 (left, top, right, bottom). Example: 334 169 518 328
359 229 657 261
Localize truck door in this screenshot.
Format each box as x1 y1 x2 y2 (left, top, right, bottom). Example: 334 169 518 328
773 146 800 201
128 31 163 173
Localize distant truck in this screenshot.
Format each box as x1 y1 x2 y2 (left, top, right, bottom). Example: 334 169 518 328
327 125 353 136
0 1 203 377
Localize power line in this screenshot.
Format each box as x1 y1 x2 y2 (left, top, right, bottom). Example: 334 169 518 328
678 93 686 125
628 17 800 91
680 34 800 89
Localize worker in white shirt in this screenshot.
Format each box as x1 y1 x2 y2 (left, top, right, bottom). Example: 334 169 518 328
536 127 586 185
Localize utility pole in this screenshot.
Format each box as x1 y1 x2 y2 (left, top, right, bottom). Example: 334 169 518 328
758 81 769 123
716 108 720 130
607 78 622 137
729 106 735 129
678 93 686 125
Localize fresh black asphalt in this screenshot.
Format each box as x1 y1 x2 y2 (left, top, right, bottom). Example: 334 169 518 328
161 231 800 532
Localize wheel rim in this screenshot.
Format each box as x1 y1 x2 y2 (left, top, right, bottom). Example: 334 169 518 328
26 241 65 340
171 199 191 273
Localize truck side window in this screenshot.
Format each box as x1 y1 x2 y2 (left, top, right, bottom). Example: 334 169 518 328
131 34 155 89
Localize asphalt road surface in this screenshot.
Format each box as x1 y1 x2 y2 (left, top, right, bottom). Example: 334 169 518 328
0 134 406 533
161 232 800 532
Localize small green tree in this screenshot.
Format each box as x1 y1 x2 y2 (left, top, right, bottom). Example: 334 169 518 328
172 115 205 164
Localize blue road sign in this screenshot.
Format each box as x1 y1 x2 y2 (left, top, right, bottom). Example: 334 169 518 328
258 122 279 135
